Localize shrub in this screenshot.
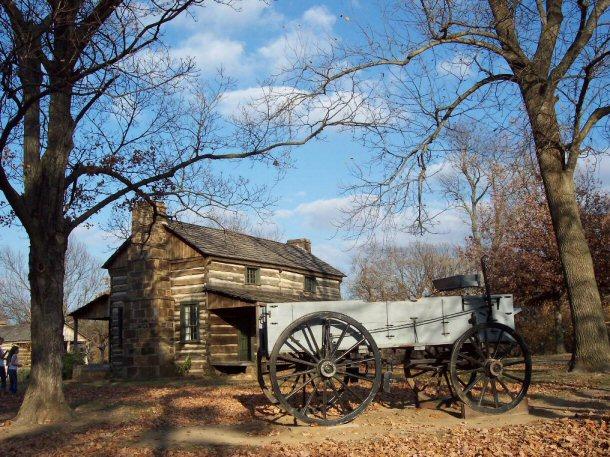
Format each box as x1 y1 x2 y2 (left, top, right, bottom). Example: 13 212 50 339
62 350 86 380
176 355 192 376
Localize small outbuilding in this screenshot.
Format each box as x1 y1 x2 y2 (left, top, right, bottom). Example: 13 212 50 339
0 321 90 366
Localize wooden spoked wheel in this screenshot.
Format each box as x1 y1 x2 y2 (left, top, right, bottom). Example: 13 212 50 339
269 311 382 426
450 323 532 413
256 349 277 404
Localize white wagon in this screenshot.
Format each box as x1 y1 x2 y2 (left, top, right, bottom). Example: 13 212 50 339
256 268 532 425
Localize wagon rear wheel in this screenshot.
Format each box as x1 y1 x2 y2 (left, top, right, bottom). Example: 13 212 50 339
269 311 382 426
450 323 531 414
256 350 277 404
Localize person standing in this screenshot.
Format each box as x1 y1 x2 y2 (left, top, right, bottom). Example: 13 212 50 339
7 346 21 394
0 338 6 393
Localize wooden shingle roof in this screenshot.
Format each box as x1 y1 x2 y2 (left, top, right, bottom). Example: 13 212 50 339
0 323 31 343
166 221 344 278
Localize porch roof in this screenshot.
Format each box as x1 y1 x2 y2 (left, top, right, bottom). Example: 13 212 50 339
205 285 329 305
68 293 110 320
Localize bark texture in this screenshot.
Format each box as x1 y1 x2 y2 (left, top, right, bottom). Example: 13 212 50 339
16 235 72 424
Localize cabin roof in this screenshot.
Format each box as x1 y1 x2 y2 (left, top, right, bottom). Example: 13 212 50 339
0 323 31 343
167 221 344 277
104 221 344 278
0 321 88 343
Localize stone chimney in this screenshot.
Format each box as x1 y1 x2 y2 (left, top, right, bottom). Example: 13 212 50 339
131 201 167 243
287 238 311 253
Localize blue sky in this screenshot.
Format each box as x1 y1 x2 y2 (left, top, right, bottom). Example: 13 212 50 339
1 0 609 277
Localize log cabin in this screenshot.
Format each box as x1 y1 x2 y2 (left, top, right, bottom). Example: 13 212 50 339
102 203 344 378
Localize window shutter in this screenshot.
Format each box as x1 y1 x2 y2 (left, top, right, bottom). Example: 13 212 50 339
180 305 185 342
255 268 261 285
192 304 199 340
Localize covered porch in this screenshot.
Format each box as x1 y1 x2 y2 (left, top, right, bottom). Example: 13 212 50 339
205 286 308 372
68 293 111 380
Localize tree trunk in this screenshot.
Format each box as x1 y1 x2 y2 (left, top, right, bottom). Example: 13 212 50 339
16 233 72 424
539 161 610 371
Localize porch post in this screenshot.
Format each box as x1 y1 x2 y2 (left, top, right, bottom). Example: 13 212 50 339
73 318 78 353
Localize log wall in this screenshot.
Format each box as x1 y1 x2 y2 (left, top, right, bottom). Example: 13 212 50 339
207 261 342 300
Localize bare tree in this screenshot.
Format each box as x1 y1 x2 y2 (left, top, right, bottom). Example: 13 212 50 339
0 248 30 323
288 0 610 371
349 241 461 301
0 1 369 424
0 240 107 322
438 125 501 248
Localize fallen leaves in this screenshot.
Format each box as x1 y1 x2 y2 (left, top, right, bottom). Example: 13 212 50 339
0 359 607 456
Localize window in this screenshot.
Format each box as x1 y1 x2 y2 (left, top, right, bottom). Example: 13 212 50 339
181 303 200 342
245 267 261 285
305 276 317 293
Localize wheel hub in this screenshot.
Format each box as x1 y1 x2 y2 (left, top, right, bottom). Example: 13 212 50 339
486 359 503 377
319 360 337 378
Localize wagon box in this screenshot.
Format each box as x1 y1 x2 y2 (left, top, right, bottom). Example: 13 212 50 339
263 295 517 353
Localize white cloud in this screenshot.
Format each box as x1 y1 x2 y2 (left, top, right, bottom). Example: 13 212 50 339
257 6 337 72
171 32 247 76
170 4 339 79
437 54 474 78
302 5 336 30
275 196 353 230
172 0 283 33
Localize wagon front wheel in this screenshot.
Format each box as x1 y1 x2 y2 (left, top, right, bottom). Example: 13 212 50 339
450 323 531 414
269 311 382 426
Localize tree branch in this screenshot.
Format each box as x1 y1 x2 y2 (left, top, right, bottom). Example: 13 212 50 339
550 0 610 82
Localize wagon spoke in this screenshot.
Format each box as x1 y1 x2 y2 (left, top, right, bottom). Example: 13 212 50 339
330 323 350 359
495 340 518 361
491 330 505 359
285 375 317 401
322 319 332 358
496 377 516 400
478 378 490 406
482 328 490 357
502 359 525 367
502 372 525 383
333 375 365 402
457 352 484 366
336 357 376 368
300 380 318 415
470 334 487 360
288 336 319 362
321 380 328 419
344 371 376 383
455 366 485 374
335 337 366 363
276 354 317 367
276 368 316 380
328 378 352 414
302 324 321 359
463 372 485 395
491 378 499 407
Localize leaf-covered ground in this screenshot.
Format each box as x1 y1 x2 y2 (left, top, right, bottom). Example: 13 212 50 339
0 355 607 456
